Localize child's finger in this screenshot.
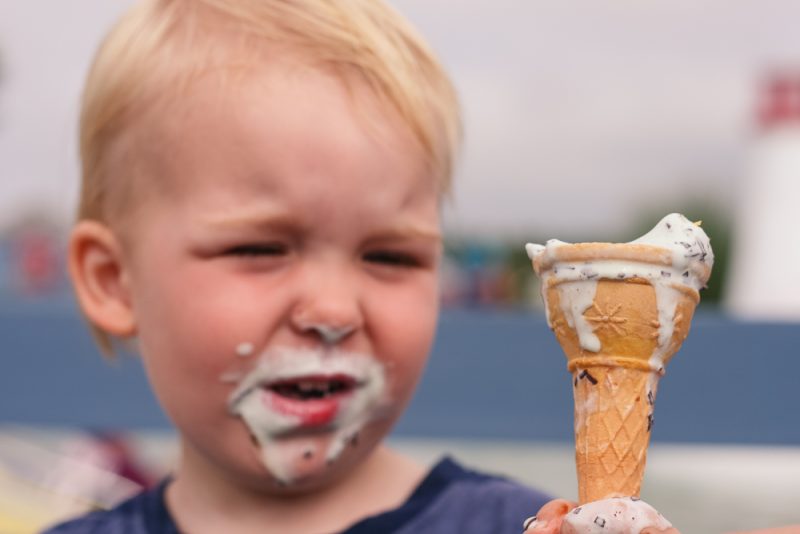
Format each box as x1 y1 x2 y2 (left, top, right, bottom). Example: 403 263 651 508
522 498 577 532
521 516 560 533
536 498 577 520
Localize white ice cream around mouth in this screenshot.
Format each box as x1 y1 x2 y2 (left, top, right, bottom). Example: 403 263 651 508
224 346 388 485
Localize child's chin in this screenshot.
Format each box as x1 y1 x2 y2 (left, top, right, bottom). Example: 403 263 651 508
243 429 378 493
264 457 362 495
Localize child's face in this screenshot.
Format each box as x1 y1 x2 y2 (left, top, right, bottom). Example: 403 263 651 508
117 63 441 490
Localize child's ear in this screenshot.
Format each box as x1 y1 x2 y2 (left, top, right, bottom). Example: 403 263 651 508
68 220 136 338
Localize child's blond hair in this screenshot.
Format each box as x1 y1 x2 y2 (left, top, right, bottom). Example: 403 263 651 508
77 0 460 353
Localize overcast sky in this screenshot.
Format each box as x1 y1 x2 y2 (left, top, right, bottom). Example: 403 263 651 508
2 0 800 239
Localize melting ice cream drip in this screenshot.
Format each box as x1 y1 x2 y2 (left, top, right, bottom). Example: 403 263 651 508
224 346 387 485
558 281 601 352
526 213 714 361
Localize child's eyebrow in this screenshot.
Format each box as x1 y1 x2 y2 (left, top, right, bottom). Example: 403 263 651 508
200 211 302 232
367 225 443 243
199 213 442 242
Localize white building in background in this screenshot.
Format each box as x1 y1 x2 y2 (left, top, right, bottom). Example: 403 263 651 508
726 73 800 321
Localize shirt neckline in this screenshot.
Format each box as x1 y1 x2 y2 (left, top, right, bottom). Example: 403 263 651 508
152 456 471 534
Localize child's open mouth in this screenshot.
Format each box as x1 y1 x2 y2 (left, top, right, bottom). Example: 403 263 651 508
261 374 359 427
268 375 356 400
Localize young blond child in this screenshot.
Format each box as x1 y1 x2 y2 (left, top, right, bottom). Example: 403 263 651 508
46 0 695 532
47 0 549 532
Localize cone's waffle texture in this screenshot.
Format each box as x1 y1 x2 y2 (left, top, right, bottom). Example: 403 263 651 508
544 276 699 503
573 366 656 504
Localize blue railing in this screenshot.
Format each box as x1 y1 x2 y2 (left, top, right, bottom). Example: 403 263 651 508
1 298 798 445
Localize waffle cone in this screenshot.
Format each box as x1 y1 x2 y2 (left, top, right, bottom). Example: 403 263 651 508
542 268 700 504
573 365 658 503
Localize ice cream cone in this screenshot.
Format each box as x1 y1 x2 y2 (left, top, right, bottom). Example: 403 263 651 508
526 214 713 504
547 273 698 503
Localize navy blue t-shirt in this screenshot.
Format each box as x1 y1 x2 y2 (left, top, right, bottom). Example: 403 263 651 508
43 457 551 533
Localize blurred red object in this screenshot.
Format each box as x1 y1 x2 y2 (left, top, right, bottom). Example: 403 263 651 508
757 73 800 128
11 229 61 295
68 431 158 490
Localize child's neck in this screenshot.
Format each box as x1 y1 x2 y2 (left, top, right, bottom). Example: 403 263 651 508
166 442 426 534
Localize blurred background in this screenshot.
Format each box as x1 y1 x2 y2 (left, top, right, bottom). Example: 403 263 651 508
1 0 799 532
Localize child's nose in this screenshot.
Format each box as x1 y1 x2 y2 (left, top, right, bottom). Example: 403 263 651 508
296 323 356 345
290 271 364 345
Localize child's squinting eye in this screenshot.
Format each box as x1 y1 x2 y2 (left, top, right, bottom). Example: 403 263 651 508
225 243 287 256
363 250 420 267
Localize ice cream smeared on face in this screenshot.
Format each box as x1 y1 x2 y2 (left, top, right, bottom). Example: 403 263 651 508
236 342 255 357
526 213 714 370
225 346 387 485
559 497 672 534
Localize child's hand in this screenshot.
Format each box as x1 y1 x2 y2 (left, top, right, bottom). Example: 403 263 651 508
522 497 680 533
522 498 574 533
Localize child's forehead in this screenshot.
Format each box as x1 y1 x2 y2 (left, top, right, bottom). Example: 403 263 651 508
118 62 437 212
137 46 448 185
146 61 418 164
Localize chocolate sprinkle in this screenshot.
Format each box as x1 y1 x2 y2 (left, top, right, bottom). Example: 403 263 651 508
630 496 641 501
579 370 598 384
594 516 606 527
666 222 672 229
647 413 654 431
660 270 671 277
574 376 578 387
572 507 582 515
683 271 690 277
647 390 655 405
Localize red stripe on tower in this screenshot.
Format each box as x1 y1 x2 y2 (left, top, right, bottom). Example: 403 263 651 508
757 73 800 128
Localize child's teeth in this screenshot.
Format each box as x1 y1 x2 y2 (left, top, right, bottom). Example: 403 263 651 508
298 382 317 392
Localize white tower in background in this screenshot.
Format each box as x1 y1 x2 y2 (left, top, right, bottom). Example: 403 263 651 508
727 73 800 320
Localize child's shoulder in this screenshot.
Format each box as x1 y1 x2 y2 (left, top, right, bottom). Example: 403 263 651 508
41 459 551 534
350 456 551 534
426 457 550 515
41 479 176 534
